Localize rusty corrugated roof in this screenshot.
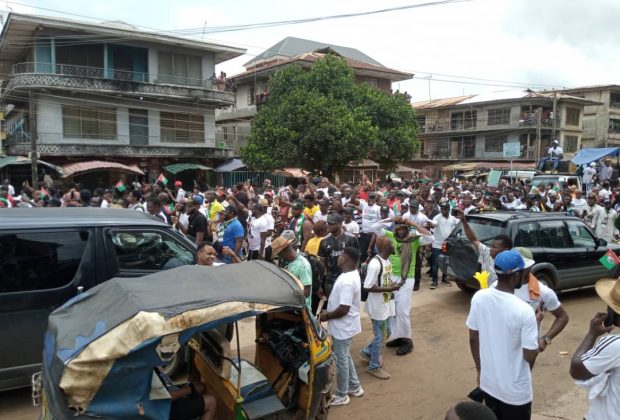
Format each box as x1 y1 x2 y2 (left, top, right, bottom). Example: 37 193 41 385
411 95 474 110
61 160 144 178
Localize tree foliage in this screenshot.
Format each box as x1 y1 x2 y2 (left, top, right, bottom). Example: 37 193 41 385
240 54 419 175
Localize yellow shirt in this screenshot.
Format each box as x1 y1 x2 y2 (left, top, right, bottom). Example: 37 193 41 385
305 237 323 256
304 205 320 220
207 200 225 221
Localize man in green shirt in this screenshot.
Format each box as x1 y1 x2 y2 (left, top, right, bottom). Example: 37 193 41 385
371 217 433 355
272 230 313 309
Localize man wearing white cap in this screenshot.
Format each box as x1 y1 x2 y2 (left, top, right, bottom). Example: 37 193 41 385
537 140 563 171
570 277 620 420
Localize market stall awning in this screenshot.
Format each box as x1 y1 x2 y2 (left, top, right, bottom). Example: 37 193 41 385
443 162 480 171
61 161 144 178
571 147 620 165
0 156 62 173
215 158 246 172
274 167 308 178
164 163 212 174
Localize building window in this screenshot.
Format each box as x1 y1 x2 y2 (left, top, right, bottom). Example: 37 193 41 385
610 119 620 134
416 115 426 131
451 136 476 158
222 126 228 140
160 112 204 143
248 87 255 106
565 108 580 126
484 135 506 153
487 108 511 125
424 138 450 158
364 78 377 88
450 110 477 130
610 92 620 108
564 135 578 153
62 106 117 139
158 52 202 86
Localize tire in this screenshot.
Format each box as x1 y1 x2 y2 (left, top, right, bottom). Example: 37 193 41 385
456 282 476 293
158 345 187 378
315 393 329 420
535 271 556 291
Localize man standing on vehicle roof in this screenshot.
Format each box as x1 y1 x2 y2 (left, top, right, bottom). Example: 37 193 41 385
454 208 513 287
583 162 597 194
319 246 365 407
513 247 569 353
467 250 539 420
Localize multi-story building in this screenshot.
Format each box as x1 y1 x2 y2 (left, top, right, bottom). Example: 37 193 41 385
0 13 245 184
411 90 599 166
560 85 620 148
215 37 412 153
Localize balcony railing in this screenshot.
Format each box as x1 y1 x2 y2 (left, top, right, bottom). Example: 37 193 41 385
518 111 558 127
10 62 234 92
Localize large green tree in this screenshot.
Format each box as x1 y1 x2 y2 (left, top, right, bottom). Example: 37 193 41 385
240 54 419 177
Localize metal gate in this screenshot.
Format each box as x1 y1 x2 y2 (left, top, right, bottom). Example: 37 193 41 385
218 171 287 188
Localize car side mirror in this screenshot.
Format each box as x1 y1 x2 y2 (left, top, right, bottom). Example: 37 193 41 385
598 238 608 248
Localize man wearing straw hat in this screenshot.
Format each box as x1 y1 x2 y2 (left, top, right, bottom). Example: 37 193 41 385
570 277 620 420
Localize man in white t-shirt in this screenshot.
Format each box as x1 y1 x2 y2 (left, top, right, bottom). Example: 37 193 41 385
319 246 364 406
455 208 512 287
247 203 271 260
467 250 539 419
572 190 588 218
429 202 459 289
361 236 400 380
359 193 382 262
512 247 569 352
570 277 620 420
583 163 597 194
342 207 360 238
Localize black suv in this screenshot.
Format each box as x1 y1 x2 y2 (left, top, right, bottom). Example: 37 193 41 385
0 208 196 391
439 211 620 291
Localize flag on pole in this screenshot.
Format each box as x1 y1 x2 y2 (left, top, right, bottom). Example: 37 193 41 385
156 173 168 186
115 180 126 192
599 249 620 270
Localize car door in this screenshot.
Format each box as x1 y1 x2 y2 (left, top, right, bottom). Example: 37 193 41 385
104 228 196 278
565 219 609 287
537 220 577 289
0 228 93 389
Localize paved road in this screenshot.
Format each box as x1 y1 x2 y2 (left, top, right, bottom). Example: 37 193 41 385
0 277 599 420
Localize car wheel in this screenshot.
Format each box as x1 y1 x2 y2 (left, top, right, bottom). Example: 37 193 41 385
456 282 476 293
535 272 556 290
158 345 187 377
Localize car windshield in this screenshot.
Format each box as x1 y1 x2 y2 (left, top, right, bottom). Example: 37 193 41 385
450 218 505 244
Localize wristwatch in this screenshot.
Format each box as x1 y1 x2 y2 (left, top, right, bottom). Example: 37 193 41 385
542 336 552 345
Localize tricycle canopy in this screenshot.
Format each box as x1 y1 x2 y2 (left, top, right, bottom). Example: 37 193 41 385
43 261 306 418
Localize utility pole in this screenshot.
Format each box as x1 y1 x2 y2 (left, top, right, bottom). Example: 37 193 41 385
536 107 542 163
552 91 558 141
29 91 38 188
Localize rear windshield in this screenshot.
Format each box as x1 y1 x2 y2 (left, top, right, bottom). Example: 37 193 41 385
450 218 506 244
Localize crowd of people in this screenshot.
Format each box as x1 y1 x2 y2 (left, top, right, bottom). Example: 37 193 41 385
1 171 619 420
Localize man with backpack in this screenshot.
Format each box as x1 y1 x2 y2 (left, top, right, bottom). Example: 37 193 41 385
361 236 401 380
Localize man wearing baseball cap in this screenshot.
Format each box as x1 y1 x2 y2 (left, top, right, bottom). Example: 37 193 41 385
570 277 620 420
219 205 244 263
272 230 313 309
467 250 539 419
174 195 207 245
318 213 359 297
174 180 186 202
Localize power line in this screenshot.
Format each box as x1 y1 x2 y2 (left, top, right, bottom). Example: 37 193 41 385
4 0 475 36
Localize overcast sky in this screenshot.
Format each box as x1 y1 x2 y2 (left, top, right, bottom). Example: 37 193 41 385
9 0 620 101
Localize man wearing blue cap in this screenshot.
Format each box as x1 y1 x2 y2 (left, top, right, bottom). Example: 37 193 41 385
466 250 539 420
